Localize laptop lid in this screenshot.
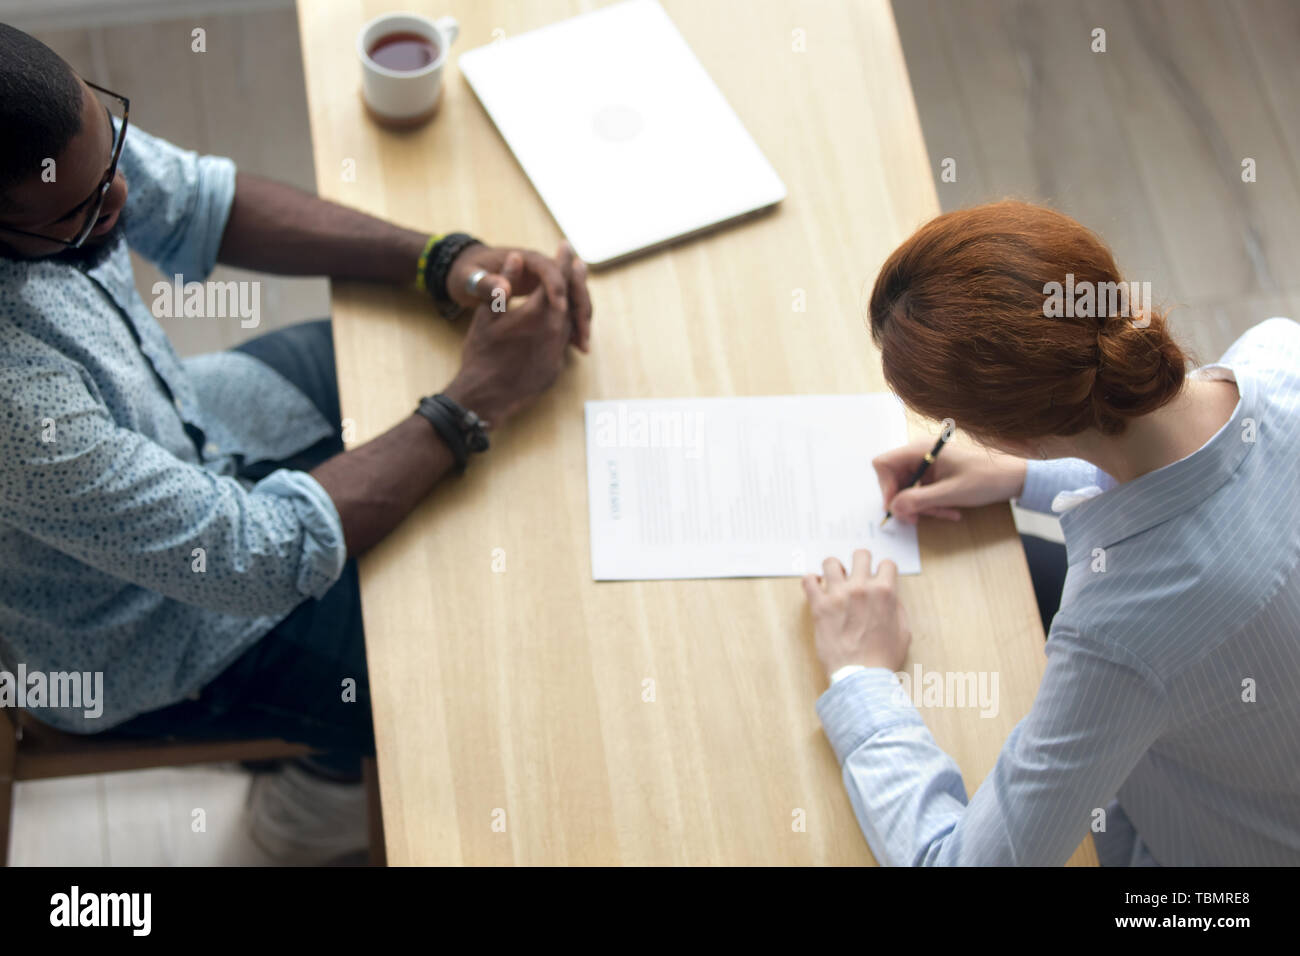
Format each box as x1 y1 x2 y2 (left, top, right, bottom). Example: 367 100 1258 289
458 0 787 266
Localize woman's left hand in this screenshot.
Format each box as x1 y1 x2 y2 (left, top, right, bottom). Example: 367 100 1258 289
802 549 912 680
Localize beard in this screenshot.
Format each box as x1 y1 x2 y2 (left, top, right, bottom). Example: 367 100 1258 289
54 210 128 270
0 208 127 270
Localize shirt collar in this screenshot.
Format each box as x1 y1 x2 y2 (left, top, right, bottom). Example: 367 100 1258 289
1059 363 1256 565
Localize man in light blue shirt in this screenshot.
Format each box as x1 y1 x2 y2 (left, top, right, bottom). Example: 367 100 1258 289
0 24 592 787
805 318 1300 866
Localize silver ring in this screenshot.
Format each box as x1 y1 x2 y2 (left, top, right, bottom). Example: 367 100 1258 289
465 268 489 296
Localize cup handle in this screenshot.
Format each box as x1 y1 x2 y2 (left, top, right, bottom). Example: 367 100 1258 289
436 16 459 47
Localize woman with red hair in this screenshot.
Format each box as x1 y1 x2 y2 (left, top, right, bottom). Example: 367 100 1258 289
804 201 1300 865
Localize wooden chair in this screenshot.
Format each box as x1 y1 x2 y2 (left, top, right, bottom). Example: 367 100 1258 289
0 707 385 866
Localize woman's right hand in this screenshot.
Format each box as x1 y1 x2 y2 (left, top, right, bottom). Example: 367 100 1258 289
873 440 1028 524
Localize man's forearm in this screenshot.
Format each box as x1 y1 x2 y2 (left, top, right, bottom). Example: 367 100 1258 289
217 171 427 282
310 413 457 556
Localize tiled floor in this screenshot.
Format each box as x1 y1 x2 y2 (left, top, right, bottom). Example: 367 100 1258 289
10 0 1297 864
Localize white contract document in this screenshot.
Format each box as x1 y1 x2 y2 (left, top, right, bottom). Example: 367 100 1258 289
584 395 921 581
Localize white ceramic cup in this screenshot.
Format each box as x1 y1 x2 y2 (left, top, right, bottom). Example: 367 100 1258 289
357 12 459 127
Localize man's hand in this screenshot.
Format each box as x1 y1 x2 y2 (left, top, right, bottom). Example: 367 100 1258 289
214 174 595 350
802 549 911 680
448 242 594 353
442 242 583 429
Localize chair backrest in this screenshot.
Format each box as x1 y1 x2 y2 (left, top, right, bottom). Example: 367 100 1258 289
1 706 15 788
1 704 12 865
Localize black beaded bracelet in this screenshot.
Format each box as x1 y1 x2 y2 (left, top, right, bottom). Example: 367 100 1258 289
422 232 482 318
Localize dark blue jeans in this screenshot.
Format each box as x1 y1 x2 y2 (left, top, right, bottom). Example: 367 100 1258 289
1022 533 1067 635
104 320 373 775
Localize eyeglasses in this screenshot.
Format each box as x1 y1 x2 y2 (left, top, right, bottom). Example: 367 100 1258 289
0 80 130 249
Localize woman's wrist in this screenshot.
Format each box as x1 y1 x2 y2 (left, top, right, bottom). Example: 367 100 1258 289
1006 457 1029 499
983 451 1028 501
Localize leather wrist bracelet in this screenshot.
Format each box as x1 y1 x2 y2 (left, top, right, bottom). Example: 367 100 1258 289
422 232 482 318
414 393 490 472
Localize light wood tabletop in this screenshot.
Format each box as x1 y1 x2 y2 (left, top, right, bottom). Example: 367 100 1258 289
297 0 1097 866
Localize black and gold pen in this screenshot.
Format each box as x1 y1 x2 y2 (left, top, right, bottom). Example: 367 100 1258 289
881 429 953 526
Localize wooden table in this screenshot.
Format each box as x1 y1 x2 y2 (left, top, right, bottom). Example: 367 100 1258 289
297 0 1097 866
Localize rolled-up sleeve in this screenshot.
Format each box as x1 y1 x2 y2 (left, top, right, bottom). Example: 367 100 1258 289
118 120 236 283
241 468 347 600
0 361 345 617
1016 458 1115 514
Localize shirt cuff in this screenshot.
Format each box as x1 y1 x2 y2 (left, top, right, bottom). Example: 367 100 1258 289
830 664 868 685
253 468 347 600
816 667 925 766
1016 458 1104 514
184 154 237 283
